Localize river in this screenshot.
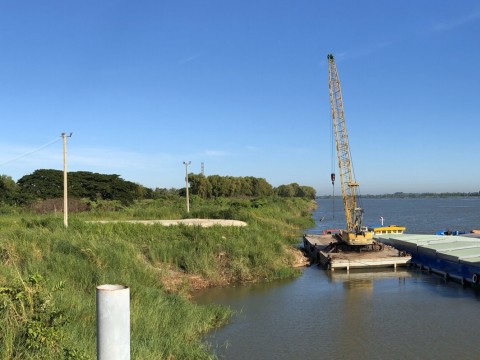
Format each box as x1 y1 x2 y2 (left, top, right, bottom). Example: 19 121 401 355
195 198 480 360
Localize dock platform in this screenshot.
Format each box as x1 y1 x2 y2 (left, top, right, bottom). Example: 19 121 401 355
377 234 480 285
303 234 411 271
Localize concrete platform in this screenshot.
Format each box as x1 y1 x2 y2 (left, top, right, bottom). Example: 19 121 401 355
303 234 411 271
87 219 247 227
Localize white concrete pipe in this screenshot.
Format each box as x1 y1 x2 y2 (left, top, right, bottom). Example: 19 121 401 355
96 284 130 360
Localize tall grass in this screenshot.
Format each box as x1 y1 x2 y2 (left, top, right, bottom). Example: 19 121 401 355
0 196 314 358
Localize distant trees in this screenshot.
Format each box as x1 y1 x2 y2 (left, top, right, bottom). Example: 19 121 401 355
0 170 317 210
188 174 316 199
321 191 480 199
275 183 316 199
188 174 274 199
151 187 180 199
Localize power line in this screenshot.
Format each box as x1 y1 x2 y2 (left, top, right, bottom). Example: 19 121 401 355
0 137 62 167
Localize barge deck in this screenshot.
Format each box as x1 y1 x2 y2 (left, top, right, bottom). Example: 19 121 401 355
376 234 480 285
303 234 411 270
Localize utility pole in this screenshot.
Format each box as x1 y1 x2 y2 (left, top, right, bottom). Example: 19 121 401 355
62 132 73 228
183 161 191 213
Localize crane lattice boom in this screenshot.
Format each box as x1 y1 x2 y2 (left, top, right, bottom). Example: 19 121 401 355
327 54 372 246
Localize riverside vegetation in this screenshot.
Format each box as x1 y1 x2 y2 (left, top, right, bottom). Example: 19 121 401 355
0 194 314 359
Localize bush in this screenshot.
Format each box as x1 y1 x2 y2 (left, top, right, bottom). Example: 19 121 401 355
0 273 87 359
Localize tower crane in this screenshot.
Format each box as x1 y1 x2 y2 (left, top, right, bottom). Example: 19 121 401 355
327 54 373 246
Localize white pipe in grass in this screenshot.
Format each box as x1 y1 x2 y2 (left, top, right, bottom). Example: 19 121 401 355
96 284 130 360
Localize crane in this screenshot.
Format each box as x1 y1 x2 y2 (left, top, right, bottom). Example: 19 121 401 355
327 54 373 246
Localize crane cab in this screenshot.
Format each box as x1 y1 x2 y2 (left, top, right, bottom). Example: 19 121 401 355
340 230 374 246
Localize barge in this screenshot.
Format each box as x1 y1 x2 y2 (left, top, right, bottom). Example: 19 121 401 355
376 234 480 286
303 234 411 271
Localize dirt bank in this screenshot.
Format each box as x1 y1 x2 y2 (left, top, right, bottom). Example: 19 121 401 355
91 218 308 296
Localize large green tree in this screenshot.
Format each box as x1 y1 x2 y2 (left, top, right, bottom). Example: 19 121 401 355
17 169 143 205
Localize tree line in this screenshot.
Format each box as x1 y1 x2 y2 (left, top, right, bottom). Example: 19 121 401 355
187 174 316 199
0 170 316 207
320 191 480 199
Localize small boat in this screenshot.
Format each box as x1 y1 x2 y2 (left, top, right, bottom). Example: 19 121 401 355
370 225 406 235
435 230 466 236
369 217 406 235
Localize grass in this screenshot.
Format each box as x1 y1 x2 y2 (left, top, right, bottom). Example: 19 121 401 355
0 196 314 359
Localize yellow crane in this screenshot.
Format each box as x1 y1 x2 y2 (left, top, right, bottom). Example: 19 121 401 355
327 54 373 246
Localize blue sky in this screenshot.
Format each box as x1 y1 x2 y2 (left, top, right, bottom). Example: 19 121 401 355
0 1 479 195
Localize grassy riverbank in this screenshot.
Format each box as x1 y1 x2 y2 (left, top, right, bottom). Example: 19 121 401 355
0 196 314 359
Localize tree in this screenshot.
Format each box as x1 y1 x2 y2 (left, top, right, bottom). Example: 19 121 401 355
275 184 295 197
250 177 273 197
275 183 316 199
17 169 63 199
0 174 20 205
208 175 228 197
17 169 144 205
188 174 212 199
299 186 316 199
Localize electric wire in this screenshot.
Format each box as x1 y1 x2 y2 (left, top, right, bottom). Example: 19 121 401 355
0 137 62 167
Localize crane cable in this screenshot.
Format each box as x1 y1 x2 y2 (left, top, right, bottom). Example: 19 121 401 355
349 145 364 210
0 137 62 167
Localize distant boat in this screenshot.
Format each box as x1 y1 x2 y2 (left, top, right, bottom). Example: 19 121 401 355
369 216 406 235
370 225 406 235
435 230 466 236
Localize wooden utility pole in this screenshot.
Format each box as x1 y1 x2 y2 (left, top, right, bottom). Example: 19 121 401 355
62 132 73 228
183 161 191 213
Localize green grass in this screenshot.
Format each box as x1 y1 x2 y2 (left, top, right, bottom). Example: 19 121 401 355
0 196 314 359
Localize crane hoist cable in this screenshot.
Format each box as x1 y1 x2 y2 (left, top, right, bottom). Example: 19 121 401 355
330 102 335 219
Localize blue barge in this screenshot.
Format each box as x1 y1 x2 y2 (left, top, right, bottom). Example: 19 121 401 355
376 234 480 285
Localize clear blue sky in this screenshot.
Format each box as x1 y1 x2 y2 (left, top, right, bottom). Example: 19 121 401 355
1 1 479 195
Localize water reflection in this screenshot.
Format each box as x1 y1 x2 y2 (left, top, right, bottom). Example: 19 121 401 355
327 269 411 289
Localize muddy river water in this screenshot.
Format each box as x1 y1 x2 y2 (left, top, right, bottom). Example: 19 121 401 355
195 198 480 360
